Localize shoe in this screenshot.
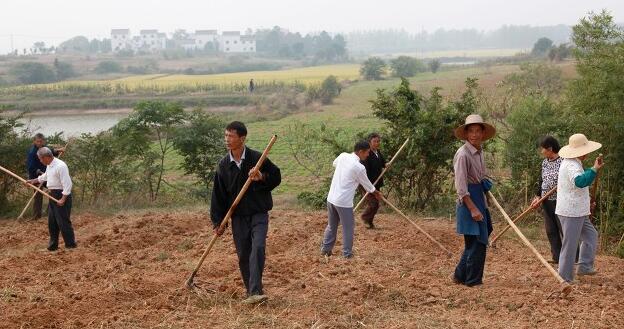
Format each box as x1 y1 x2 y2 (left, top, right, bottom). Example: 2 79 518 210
450 275 463 285
343 254 353 259
66 244 77 249
321 250 332 257
47 246 58 252
577 269 597 276
242 294 268 305
366 222 376 229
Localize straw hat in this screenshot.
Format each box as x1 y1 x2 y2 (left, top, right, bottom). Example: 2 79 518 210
454 114 496 141
559 134 602 159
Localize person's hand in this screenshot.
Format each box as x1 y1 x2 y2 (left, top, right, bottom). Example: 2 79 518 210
470 208 484 222
26 179 39 185
372 190 382 200
57 196 66 207
213 225 226 237
530 196 541 209
249 169 263 181
593 154 604 171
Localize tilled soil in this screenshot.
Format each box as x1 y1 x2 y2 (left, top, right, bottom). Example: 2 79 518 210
0 209 622 328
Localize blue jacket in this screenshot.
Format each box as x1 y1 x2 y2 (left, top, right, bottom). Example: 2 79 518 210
456 179 493 245
26 145 56 179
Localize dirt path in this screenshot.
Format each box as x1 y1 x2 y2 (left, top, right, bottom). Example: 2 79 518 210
0 209 622 328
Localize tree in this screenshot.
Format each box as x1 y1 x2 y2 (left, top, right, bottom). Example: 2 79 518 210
172 110 224 199
0 110 29 214
54 60 76 80
9 62 57 84
548 43 572 61
532 37 554 56
58 36 91 53
360 57 386 80
429 59 441 73
112 101 186 201
95 60 123 74
390 56 424 77
369 78 474 210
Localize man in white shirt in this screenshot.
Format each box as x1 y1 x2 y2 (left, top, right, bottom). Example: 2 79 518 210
27 147 76 251
321 140 382 258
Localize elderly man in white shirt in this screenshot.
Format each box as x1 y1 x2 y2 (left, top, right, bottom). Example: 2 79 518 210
321 140 382 259
27 147 76 251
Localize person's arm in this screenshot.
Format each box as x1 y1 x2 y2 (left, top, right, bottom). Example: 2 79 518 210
530 169 544 209
55 164 72 206
252 158 281 191
37 171 48 184
574 168 597 188
357 167 376 194
210 168 227 232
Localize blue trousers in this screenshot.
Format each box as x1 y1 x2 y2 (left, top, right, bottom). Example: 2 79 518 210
454 235 487 286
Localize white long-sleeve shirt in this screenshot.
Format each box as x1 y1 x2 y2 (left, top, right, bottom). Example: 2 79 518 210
37 158 73 196
327 152 376 208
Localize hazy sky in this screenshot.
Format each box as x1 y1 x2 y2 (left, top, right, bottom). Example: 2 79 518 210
1 0 622 52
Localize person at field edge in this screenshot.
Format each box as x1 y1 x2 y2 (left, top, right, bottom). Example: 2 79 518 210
321 140 382 258
360 132 386 229
211 121 281 305
555 133 603 283
26 147 76 251
26 133 64 220
249 79 255 93
529 136 565 264
452 114 495 287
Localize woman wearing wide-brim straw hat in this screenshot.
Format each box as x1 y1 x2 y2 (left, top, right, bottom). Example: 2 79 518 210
451 114 495 287
555 133 604 283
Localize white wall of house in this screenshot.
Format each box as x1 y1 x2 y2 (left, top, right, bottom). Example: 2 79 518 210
111 29 132 52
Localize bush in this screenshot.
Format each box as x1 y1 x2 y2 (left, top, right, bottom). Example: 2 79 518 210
390 56 425 77
95 61 123 74
0 111 30 214
428 59 441 73
54 60 76 80
9 62 57 84
360 57 386 80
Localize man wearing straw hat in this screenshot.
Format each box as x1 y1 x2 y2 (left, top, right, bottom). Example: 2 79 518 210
451 114 495 287
555 133 604 282
26 147 76 251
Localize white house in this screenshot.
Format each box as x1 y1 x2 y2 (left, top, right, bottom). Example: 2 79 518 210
194 30 219 50
139 29 166 52
111 29 132 52
240 35 256 53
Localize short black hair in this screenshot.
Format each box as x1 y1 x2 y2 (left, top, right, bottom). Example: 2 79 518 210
367 132 381 141
354 140 370 152
539 135 561 153
226 121 247 137
33 133 45 140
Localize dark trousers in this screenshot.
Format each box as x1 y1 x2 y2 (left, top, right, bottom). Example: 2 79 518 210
361 192 380 225
542 200 563 262
32 182 47 219
47 190 76 249
454 235 487 286
231 213 269 296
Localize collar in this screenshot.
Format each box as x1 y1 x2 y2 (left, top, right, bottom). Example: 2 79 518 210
229 147 246 164
464 141 482 155
49 157 59 167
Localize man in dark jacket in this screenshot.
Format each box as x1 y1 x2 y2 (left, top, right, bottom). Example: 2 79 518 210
360 133 386 229
211 121 281 305
26 133 63 219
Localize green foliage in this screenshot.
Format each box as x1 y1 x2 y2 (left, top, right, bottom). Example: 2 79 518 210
172 110 224 199
53 60 76 80
360 57 386 80
428 59 441 73
548 43 572 62
370 78 473 210
58 36 91 53
112 101 186 201
307 75 342 105
532 37 554 56
95 61 123 74
389 56 424 77
9 62 57 84
500 62 564 98
0 111 29 214
567 10 624 238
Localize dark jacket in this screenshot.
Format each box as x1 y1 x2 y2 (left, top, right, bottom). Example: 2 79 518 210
362 150 386 189
26 145 57 179
210 147 281 228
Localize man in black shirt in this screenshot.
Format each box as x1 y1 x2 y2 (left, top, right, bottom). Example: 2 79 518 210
211 121 281 305
361 133 386 229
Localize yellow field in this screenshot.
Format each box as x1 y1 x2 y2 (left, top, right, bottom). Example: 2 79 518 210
2 64 361 95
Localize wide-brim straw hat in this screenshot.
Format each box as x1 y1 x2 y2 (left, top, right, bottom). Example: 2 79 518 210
454 114 496 141
559 134 602 159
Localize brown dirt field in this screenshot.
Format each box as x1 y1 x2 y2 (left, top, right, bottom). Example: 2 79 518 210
1 209 622 329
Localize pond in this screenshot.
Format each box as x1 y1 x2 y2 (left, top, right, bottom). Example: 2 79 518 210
17 113 128 137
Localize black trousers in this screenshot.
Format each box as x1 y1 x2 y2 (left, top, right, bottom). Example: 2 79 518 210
32 182 47 219
361 192 380 224
47 190 76 249
542 200 563 262
231 213 268 296
454 235 487 286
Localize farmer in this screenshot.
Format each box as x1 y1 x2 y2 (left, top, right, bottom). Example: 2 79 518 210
529 136 564 264
26 147 76 251
321 140 382 258
26 133 64 219
249 79 255 93
211 121 281 305
452 114 495 287
360 132 386 229
555 133 603 282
